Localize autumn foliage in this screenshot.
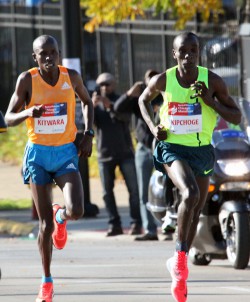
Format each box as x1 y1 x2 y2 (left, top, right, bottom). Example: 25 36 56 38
80 0 223 33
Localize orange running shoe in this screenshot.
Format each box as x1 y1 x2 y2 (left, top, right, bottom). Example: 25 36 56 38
166 251 189 281
166 251 189 302
52 203 67 250
36 282 54 302
171 279 187 302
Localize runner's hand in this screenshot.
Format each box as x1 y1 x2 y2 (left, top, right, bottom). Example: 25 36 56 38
153 124 167 141
28 105 45 118
190 81 215 107
78 135 93 158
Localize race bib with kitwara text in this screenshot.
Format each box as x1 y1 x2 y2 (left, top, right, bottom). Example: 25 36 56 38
34 103 67 134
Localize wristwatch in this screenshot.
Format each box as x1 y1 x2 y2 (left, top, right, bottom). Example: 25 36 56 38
84 129 95 137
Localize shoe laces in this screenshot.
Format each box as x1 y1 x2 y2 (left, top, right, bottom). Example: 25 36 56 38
40 283 52 297
175 251 187 271
56 222 66 237
175 279 186 291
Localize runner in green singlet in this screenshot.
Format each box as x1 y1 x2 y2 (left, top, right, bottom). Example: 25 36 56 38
139 32 241 302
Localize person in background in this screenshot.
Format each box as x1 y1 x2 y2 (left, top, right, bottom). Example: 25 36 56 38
5 35 94 302
114 69 163 241
139 32 241 302
92 72 142 236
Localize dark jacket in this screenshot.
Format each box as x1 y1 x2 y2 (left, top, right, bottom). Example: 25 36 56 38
94 92 134 161
114 93 163 149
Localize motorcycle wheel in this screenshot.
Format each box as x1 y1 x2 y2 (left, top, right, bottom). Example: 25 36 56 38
226 212 250 269
189 248 211 266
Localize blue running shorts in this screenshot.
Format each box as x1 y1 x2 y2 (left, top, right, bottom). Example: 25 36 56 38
23 141 79 185
153 141 215 177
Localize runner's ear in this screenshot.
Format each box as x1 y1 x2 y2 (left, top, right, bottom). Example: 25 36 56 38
32 53 37 63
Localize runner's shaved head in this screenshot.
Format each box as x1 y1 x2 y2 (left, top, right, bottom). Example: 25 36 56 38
173 32 199 50
33 35 58 53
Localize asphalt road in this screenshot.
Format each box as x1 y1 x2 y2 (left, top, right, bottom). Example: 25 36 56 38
0 211 250 302
0 162 250 301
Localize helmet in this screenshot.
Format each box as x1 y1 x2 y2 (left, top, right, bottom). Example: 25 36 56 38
147 170 167 222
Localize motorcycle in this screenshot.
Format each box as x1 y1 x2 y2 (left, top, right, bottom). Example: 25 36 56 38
147 127 250 269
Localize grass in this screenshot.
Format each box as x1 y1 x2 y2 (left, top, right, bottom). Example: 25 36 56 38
0 199 32 210
0 123 27 165
0 124 30 210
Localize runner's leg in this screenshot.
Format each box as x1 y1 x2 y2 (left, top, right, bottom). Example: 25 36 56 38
187 176 210 250
30 182 54 277
55 171 84 220
163 160 200 247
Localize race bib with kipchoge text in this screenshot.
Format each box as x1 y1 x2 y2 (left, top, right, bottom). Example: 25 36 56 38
168 102 202 134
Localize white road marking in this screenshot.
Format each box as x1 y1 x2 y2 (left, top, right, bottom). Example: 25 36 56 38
220 286 250 293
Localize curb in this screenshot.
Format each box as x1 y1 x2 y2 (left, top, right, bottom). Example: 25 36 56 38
0 219 35 236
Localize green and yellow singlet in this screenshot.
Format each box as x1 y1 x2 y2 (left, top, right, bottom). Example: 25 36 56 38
159 65 217 147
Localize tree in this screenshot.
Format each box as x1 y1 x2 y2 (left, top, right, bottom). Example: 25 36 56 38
80 0 223 33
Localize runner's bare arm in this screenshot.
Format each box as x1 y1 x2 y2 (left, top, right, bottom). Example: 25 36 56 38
210 72 241 124
68 69 94 132
139 72 167 141
191 71 241 125
5 71 44 127
68 69 94 158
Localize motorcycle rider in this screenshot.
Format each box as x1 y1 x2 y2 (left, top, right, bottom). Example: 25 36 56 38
139 31 241 302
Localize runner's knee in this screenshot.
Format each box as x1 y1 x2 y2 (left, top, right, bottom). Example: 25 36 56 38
182 187 200 211
66 202 83 220
39 219 54 236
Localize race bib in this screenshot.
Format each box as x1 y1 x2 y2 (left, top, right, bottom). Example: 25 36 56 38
168 102 202 134
34 103 67 134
